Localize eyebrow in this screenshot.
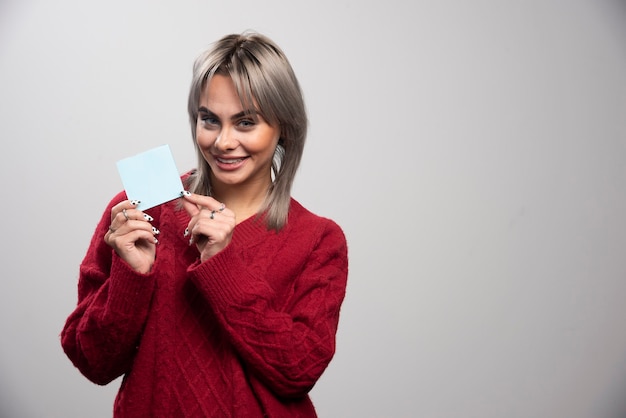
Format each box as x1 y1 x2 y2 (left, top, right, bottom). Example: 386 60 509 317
198 106 260 120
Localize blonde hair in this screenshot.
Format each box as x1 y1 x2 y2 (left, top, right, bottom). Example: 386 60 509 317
186 32 307 230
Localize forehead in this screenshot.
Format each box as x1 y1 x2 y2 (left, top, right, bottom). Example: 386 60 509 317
200 75 239 104
201 73 262 112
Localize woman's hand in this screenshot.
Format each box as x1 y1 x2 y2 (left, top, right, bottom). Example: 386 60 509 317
181 192 235 262
104 200 159 274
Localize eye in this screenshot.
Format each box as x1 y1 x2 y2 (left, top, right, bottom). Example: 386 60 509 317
199 114 219 127
237 119 256 128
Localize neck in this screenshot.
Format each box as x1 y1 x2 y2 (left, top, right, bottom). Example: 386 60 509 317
210 177 271 224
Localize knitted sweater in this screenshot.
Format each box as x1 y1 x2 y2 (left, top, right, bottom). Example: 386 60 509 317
61 191 348 417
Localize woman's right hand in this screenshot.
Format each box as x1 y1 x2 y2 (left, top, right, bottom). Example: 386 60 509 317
104 200 159 274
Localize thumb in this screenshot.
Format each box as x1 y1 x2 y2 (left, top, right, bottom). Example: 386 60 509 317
181 196 201 217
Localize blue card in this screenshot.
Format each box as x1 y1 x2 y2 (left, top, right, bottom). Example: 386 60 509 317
116 144 184 211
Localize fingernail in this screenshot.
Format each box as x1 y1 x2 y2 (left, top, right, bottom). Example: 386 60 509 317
144 214 154 221
131 200 141 205
154 238 159 244
180 190 191 197
152 227 160 235
183 228 189 237
189 237 194 246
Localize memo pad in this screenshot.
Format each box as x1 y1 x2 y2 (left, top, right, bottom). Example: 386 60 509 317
116 144 184 211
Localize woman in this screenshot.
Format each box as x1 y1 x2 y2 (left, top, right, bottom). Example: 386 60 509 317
61 32 348 417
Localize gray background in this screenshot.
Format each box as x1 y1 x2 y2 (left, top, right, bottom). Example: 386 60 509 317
1 0 626 417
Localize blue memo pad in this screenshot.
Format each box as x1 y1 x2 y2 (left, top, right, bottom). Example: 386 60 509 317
116 144 184 211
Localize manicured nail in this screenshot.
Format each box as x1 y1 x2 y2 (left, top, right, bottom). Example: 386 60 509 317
144 214 154 221
188 237 194 246
183 228 189 237
180 190 191 197
154 238 159 244
152 227 160 235
131 200 141 205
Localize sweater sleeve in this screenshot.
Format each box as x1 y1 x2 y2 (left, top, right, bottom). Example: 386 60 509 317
187 218 349 399
60 194 157 385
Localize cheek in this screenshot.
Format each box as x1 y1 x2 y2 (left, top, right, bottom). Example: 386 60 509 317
255 129 280 152
248 137 279 157
195 128 215 149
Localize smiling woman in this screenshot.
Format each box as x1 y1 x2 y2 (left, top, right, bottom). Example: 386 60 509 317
60 32 348 418
186 33 307 231
194 74 281 221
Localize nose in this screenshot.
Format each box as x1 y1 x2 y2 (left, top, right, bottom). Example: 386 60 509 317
214 127 238 152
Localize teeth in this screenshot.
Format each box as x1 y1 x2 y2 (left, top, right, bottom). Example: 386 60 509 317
217 158 245 164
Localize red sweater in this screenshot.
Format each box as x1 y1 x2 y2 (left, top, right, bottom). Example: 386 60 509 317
61 192 348 417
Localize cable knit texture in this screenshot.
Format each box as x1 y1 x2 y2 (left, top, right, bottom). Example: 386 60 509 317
61 189 348 418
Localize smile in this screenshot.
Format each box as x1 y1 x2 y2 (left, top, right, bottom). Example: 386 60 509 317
212 155 249 171
216 157 247 164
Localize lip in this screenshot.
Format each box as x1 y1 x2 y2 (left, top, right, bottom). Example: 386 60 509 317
212 155 249 171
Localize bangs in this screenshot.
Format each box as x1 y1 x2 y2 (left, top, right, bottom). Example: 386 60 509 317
228 45 281 127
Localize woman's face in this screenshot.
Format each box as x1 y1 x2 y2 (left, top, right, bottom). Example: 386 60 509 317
196 74 280 191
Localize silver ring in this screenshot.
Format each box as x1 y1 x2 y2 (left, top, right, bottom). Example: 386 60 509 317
108 226 116 233
210 210 216 220
218 203 226 212
123 209 130 221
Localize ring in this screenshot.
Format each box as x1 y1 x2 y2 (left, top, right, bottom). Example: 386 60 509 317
218 203 226 212
108 226 116 233
210 210 216 219
123 209 130 221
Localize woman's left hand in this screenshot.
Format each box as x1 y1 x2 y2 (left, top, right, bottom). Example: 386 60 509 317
181 192 235 262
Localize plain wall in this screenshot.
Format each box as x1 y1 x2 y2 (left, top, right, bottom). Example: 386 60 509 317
1 0 625 417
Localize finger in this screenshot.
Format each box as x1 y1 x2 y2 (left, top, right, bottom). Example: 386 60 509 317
118 208 155 223
111 199 141 214
105 224 159 247
187 210 234 246
114 218 160 237
112 229 159 249
181 197 202 217
110 199 143 225
188 206 230 232
181 191 224 212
